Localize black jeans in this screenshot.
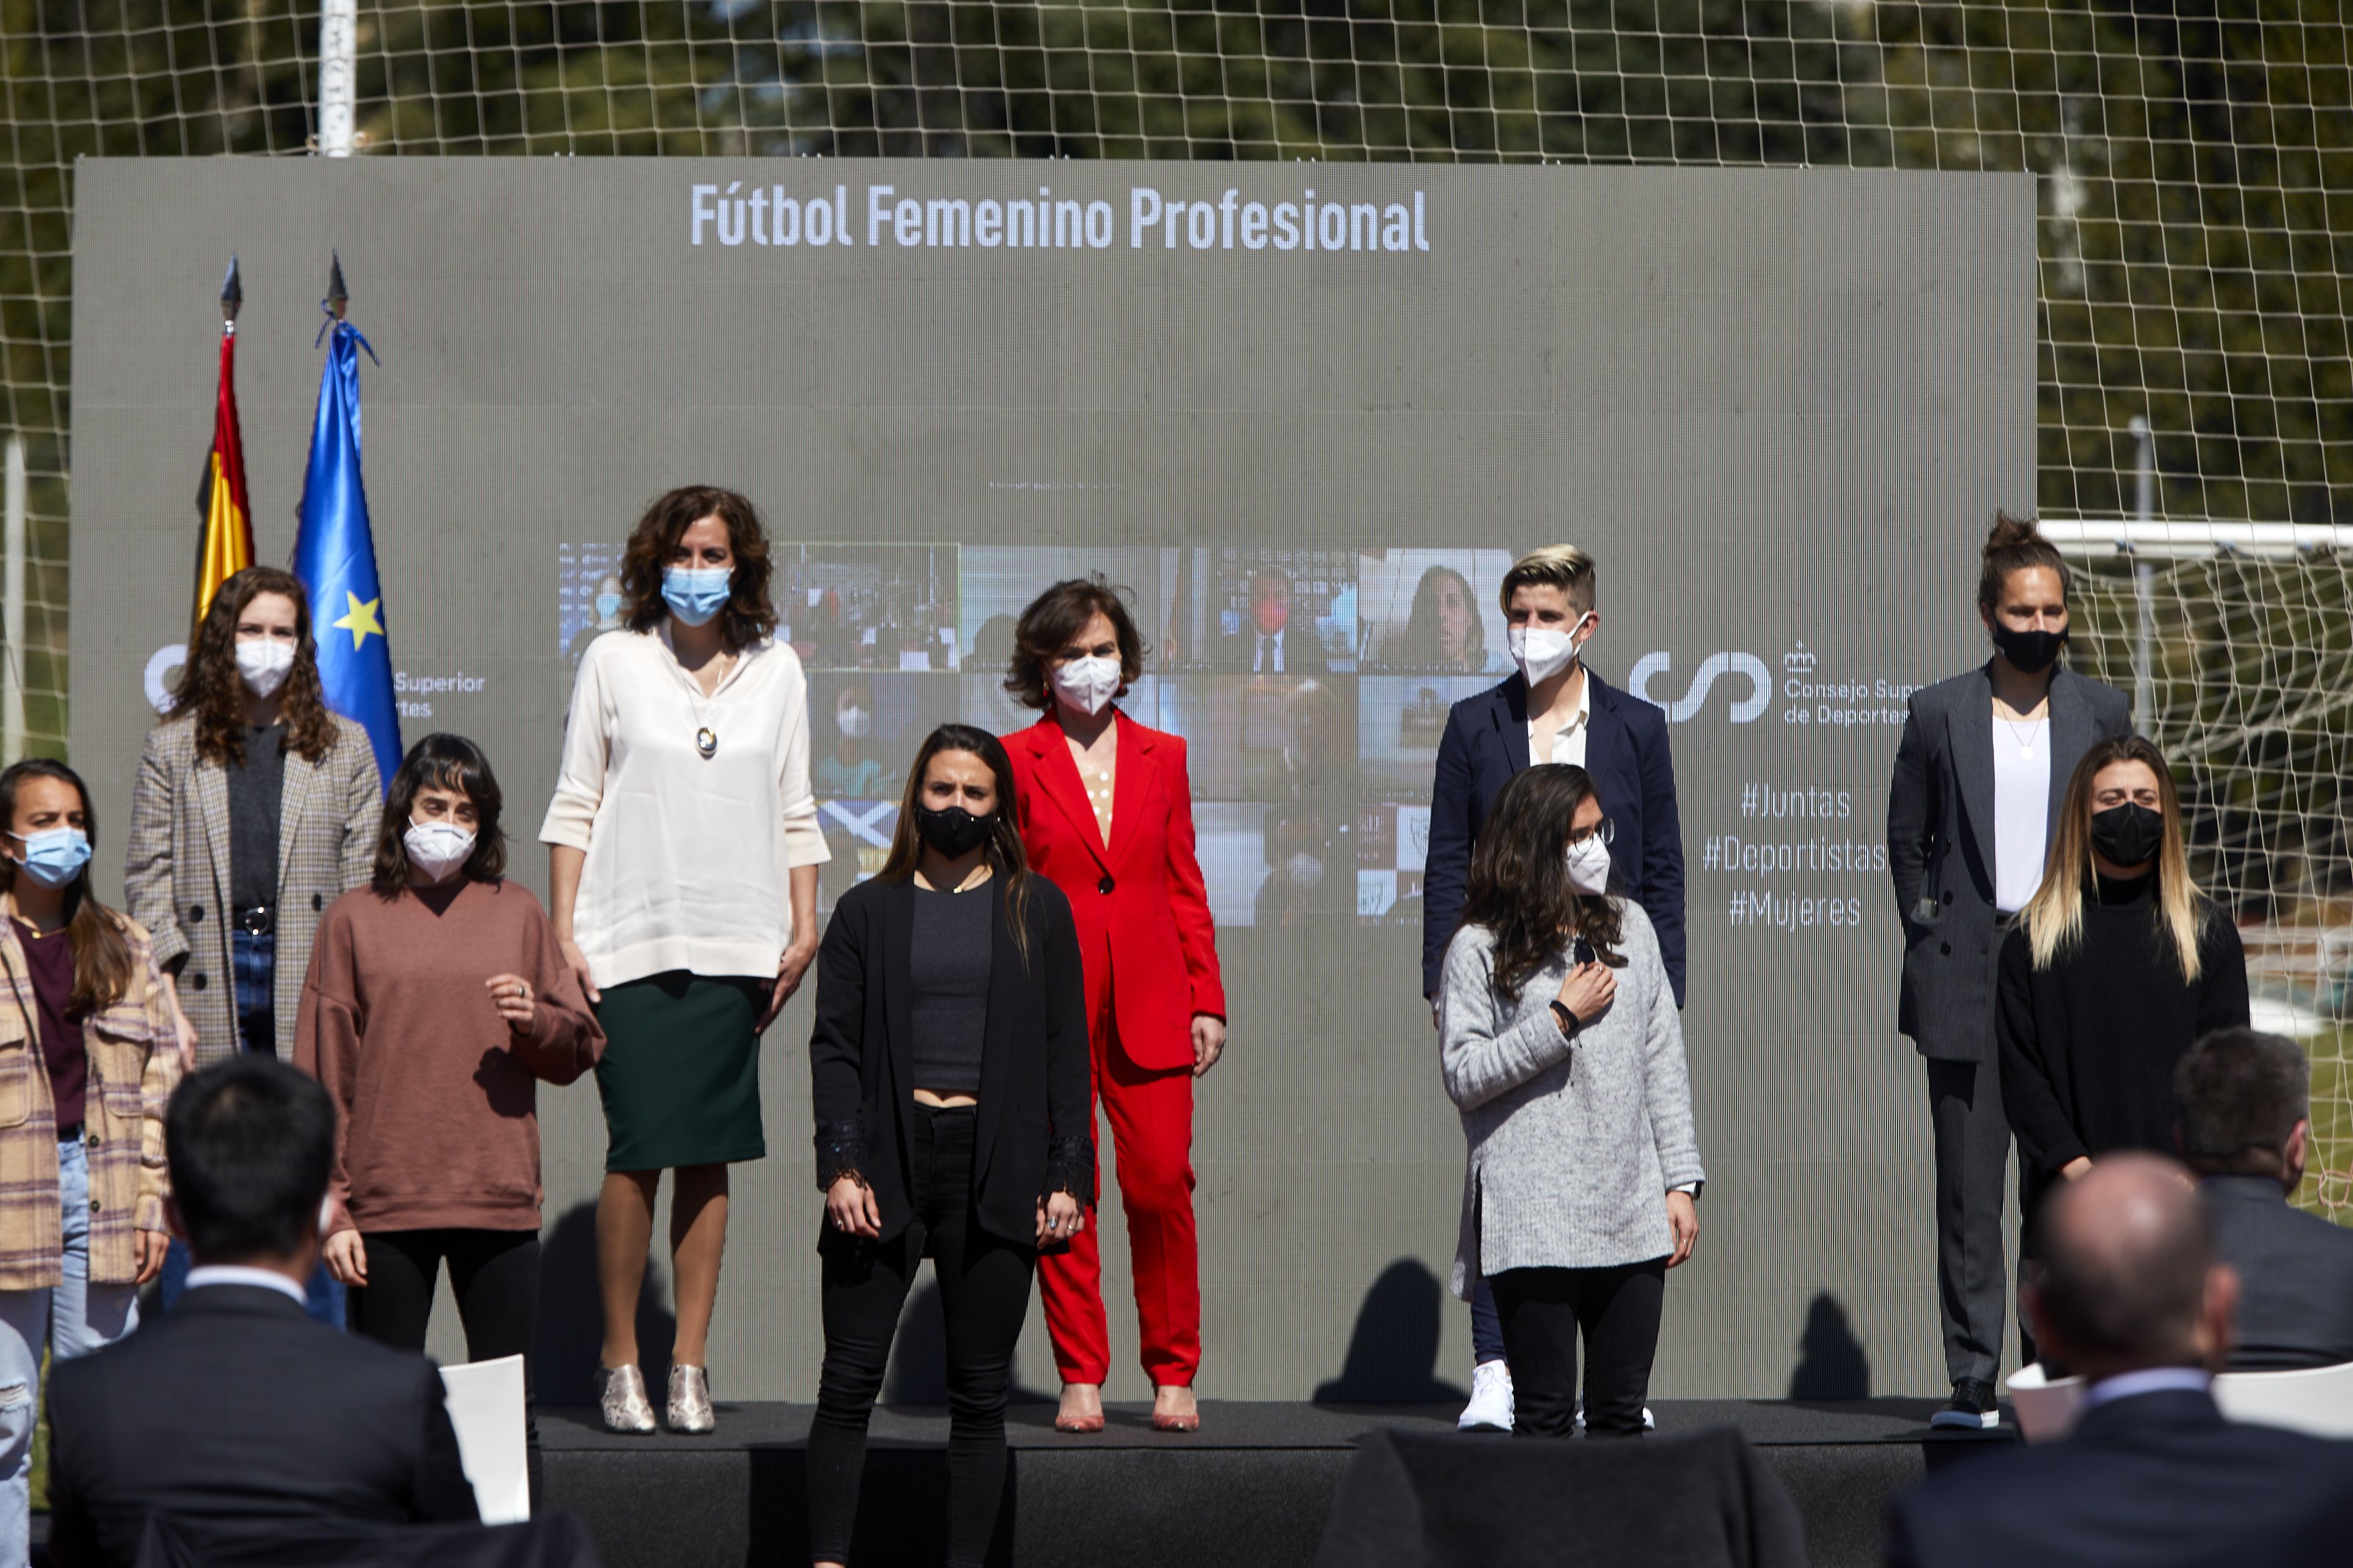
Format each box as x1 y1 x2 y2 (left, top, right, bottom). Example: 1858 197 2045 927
348 1228 543 1505
807 1104 1037 1568
1489 1259 1667 1439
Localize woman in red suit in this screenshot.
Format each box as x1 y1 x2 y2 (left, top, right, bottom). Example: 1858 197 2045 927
1003 578 1227 1434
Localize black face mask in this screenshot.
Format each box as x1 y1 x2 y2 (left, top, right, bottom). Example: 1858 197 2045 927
2089 802 2163 869
915 803 995 859
1991 623 2068 674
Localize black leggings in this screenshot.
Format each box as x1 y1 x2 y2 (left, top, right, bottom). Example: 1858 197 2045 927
807 1104 1037 1568
1490 1258 1667 1439
348 1228 543 1502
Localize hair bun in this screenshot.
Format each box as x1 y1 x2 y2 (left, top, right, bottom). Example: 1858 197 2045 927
1984 509 2044 557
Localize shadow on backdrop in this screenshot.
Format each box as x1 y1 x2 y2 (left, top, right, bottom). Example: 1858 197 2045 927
1313 1258 1469 1404
883 1281 1054 1406
535 1199 679 1406
1786 1290 1871 1400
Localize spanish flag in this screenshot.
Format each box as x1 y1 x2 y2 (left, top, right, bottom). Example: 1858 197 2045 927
193 258 253 633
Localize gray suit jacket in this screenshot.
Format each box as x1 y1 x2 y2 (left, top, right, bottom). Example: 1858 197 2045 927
123 713 382 1065
1885 662 2131 1062
2204 1174 2353 1372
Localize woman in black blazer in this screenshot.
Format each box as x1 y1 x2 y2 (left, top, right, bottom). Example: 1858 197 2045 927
806 723 1093 1568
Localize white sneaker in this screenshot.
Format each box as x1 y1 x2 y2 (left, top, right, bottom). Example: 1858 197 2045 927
1458 1360 1514 1431
1573 1402 1657 1431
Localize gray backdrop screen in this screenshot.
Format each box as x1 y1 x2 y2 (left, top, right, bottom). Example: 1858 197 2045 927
72 160 2033 1400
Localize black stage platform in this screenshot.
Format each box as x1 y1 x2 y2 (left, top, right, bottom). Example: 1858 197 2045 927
541 1399 2015 1568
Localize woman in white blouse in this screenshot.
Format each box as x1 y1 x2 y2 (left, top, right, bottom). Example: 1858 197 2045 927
541 486 829 1436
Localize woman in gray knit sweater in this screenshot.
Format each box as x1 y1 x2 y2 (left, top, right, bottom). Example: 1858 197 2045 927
1438 764 1703 1438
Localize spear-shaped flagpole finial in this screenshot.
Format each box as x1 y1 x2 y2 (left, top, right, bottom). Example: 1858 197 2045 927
326 251 349 322
220 256 243 327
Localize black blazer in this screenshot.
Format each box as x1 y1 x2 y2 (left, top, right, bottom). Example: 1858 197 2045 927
46 1284 478 1567
1421 670 1686 1005
1886 661 2132 1062
2205 1174 2353 1371
1885 1388 2353 1568
809 872 1093 1247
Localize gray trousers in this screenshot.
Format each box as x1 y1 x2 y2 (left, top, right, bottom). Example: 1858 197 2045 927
1927 1056 2033 1387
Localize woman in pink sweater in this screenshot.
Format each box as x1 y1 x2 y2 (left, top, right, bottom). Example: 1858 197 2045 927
297 734 603 1499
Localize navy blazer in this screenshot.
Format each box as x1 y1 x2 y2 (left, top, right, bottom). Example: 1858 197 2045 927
1885 1388 2353 1568
2205 1174 2353 1372
1421 670 1685 1006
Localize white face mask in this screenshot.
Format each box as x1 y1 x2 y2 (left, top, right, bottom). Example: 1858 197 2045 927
1285 852 1325 889
1051 654 1123 717
404 819 476 884
1565 834 1613 895
836 706 872 740
1507 616 1593 688
235 639 296 698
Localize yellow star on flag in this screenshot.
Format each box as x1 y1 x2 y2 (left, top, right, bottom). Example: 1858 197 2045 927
332 591 385 651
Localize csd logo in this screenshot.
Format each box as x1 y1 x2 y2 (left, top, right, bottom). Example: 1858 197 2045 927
1629 651 1772 723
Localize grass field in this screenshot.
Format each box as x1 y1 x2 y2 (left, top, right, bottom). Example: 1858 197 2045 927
2301 1026 2353 1227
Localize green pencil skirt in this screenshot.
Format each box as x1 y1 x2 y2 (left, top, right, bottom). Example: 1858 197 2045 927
593 971 769 1173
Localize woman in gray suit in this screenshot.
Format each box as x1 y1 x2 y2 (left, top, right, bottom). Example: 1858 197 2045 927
1437 763 1702 1439
1885 513 2132 1429
124 565 382 1322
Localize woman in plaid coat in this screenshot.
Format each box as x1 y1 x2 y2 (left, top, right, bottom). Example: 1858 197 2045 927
0 759 177 1567
123 567 380 1323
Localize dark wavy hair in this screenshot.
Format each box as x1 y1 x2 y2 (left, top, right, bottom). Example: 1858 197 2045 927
0 759 136 1013
1006 576 1148 712
171 566 338 767
1458 764 1625 1006
618 486 776 651
879 724 1034 971
372 733 508 897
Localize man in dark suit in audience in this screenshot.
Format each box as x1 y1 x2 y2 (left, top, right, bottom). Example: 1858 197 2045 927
1885 1153 2353 1568
2177 1026 2353 1370
46 1056 478 1566
1213 564 1332 675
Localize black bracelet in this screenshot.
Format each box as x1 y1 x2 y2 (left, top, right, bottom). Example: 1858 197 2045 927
1549 1000 1577 1037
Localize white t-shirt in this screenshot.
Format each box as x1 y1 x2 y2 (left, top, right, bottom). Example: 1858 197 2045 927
540 625 830 989
1991 715 2051 914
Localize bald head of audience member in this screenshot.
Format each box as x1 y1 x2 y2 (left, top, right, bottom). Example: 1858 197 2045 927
2027 1153 2240 1383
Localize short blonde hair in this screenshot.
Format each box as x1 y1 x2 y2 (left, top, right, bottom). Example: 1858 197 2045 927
1499 545 1596 617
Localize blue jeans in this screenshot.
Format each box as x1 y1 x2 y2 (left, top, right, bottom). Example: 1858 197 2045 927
0 1140 140 1564
1471 1272 1506 1366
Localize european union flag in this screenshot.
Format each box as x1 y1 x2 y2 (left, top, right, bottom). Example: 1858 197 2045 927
293 290 401 792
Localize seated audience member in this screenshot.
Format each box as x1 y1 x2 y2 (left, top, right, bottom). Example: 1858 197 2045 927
45 1056 477 1566
2176 1027 2353 1371
1885 1154 2353 1568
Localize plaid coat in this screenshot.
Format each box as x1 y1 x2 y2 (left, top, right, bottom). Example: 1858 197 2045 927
0 914 178 1290
124 714 382 1065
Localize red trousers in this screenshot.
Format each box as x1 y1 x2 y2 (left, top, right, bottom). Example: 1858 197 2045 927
1038 1000 1202 1387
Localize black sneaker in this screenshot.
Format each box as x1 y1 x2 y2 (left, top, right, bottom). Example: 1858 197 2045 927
1929 1378 2000 1430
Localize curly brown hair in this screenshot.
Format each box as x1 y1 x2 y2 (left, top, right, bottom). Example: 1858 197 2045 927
170 566 338 767
1457 764 1625 1006
618 486 776 651
1006 576 1148 711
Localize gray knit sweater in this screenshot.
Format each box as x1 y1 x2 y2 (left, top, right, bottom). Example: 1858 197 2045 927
1439 900 1703 1294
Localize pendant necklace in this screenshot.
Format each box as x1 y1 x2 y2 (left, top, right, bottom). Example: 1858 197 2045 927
685 652 733 761
1999 712 2044 759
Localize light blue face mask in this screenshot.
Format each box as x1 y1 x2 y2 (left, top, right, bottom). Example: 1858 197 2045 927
10 828 90 889
662 568 732 628
595 593 623 621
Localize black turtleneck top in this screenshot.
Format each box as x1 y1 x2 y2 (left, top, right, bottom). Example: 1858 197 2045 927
1996 870 2249 1178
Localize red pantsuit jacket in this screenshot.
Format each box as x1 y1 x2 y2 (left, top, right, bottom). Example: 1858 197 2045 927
1007 713 1226 1072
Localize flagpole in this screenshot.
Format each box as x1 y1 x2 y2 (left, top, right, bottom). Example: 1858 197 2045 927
319 0 357 156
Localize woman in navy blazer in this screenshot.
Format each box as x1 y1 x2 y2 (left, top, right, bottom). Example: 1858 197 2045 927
1421 546 1686 1431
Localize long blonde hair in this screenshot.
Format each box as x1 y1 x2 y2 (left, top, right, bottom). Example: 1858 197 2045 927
2022 734 2208 983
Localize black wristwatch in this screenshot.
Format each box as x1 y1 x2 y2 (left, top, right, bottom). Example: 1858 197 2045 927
1549 1000 1577 1037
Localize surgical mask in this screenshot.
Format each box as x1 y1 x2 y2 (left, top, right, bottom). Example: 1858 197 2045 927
8 828 90 890
2088 802 2163 870
595 593 623 622
1508 616 1592 688
1285 853 1325 889
1564 834 1613 895
1051 655 1123 717
1992 623 2067 674
836 706 872 740
916 804 995 859
403 819 475 884
662 567 732 628
235 639 295 699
